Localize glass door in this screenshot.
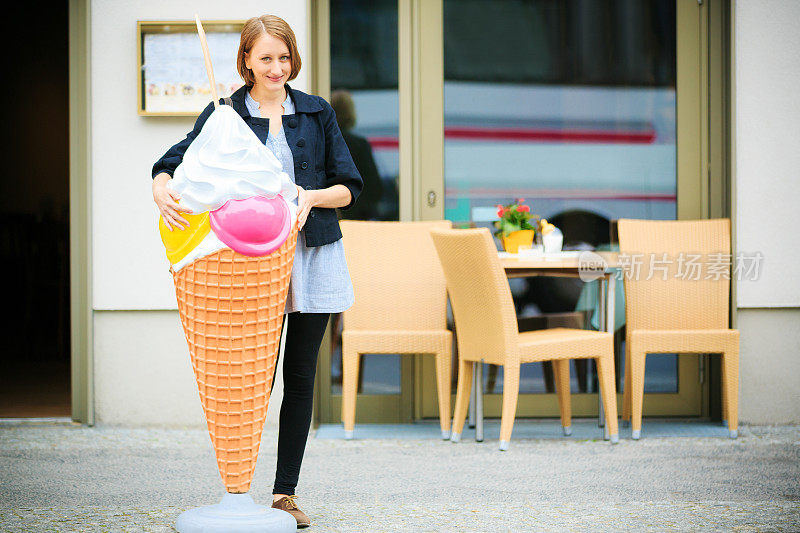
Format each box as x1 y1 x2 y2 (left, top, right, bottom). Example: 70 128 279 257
314 0 416 424
418 0 705 420
314 0 710 424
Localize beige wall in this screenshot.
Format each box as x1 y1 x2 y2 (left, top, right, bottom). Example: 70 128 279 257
90 0 307 425
94 311 286 426
737 309 800 423
734 0 800 422
94 311 204 425
734 0 800 308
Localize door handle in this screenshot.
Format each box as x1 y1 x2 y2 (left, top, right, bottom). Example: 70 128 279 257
427 190 437 207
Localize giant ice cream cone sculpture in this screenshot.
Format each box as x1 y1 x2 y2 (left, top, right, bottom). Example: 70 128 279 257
160 16 299 495
174 240 296 493
171 230 296 493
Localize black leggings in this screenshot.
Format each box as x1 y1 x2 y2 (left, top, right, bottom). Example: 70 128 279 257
271 311 330 496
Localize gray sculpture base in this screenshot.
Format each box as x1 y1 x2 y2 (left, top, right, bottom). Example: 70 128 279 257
176 493 296 533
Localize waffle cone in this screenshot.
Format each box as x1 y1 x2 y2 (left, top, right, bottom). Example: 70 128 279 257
172 226 297 493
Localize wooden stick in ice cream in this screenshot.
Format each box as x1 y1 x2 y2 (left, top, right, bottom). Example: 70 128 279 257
195 14 219 109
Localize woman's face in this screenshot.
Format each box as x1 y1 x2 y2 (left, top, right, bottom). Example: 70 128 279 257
244 33 292 89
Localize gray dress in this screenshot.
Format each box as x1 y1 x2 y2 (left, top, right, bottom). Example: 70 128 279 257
245 90 355 315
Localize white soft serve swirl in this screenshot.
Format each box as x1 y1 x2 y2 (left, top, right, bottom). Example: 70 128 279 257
169 104 298 213
166 104 298 272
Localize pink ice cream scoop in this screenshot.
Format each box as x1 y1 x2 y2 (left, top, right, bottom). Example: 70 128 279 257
209 195 292 257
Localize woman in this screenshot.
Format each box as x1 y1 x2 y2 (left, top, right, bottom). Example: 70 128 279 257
151 15 362 528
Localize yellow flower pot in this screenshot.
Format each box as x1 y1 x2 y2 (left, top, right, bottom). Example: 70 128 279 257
502 229 534 253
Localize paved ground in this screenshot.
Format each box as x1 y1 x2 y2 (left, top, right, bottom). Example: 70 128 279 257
1 420 799 532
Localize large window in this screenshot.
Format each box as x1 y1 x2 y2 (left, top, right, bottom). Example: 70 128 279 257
329 0 402 399
443 0 678 396
318 0 709 424
444 0 675 86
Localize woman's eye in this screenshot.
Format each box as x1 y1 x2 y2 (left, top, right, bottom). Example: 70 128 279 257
281 56 290 61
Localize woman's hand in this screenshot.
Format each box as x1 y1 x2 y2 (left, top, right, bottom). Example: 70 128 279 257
153 173 193 231
294 183 350 230
295 184 317 231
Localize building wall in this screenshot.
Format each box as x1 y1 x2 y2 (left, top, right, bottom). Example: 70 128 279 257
736 309 800 423
735 0 800 422
94 311 287 426
94 311 204 426
90 0 308 425
89 0 800 425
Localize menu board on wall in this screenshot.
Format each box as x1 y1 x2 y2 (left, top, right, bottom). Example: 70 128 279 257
138 21 245 116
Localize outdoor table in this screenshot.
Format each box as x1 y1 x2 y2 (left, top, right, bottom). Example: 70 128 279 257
467 250 619 441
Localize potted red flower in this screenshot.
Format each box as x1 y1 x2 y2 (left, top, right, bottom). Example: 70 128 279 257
493 198 540 253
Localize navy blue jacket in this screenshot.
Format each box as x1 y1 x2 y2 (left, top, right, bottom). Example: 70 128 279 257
151 84 363 247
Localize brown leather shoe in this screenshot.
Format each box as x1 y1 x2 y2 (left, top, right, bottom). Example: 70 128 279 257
272 495 311 528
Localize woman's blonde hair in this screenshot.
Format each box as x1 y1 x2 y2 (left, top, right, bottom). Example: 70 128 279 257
237 15 301 87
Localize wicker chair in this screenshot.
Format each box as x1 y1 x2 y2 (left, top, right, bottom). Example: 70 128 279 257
617 218 739 439
340 220 453 439
430 227 618 450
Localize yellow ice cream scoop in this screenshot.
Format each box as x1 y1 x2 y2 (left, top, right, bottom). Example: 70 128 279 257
159 211 211 265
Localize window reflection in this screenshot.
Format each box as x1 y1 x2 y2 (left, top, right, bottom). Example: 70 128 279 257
444 0 678 395
331 0 399 222
330 0 401 396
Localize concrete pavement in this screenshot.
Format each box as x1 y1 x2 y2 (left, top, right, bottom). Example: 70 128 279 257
1 420 798 531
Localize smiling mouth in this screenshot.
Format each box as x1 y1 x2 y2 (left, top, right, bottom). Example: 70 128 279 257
268 75 283 82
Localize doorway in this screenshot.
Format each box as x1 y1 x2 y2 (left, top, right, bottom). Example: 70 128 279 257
0 2 71 418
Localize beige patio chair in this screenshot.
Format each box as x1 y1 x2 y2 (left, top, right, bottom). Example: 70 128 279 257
618 218 739 439
430 227 618 450
340 220 453 439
